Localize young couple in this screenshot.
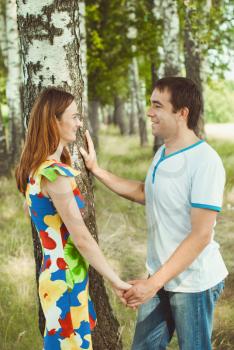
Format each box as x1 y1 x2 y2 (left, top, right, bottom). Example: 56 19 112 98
16 77 228 350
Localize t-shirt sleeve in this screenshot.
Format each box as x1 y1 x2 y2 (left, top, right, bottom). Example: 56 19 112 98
190 156 225 212
40 162 80 182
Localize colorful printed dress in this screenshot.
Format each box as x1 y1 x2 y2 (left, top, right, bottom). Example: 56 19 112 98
25 160 97 350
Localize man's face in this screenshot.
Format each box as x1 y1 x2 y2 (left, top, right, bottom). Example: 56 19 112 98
147 88 180 139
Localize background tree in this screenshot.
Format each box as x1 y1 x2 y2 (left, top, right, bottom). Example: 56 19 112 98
179 0 234 135
16 1 123 348
156 0 180 150
0 1 7 66
161 0 181 76
78 1 88 123
86 0 132 144
0 0 8 173
6 0 23 166
128 2 148 145
0 105 8 174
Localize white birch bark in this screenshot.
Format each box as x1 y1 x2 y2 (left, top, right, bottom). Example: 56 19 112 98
128 8 148 145
129 57 148 145
17 0 83 124
161 0 180 76
6 0 23 165
153 0 180 76
78 1 88 121
152 0 179 151
128 70 137 134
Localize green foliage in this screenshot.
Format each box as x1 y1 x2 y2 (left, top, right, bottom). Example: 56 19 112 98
178 0 234 78
205 80 234 123
0 75 7 106
133 0 164 93
0 39 7 106
86 0 132 103
85 0 234 109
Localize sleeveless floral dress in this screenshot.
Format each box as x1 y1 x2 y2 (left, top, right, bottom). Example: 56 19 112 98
25 160 96 350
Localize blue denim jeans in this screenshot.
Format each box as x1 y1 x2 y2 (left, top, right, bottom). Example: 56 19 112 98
131 280 225 350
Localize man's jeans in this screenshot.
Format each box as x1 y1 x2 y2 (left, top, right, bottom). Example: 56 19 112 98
131 281 225 350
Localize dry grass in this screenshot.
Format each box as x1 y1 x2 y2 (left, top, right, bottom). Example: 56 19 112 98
0 127 233 349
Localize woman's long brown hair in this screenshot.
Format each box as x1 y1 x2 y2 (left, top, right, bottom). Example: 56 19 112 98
16 88 74 195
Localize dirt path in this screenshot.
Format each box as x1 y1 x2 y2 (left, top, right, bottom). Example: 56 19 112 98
205 123 234 141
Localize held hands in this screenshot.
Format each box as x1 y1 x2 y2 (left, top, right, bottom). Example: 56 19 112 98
123 278 160 309
112 277 160 309
79 130 99 173
111 279 132 306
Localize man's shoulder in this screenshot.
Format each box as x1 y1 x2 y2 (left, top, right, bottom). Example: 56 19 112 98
190 141 223 165
189 141 225 180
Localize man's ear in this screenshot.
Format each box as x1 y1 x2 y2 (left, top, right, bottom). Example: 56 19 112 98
180 107 189 123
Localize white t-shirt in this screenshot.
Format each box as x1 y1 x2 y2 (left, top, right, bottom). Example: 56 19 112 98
145 139 228 292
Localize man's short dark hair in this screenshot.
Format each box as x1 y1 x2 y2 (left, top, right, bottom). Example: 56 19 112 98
154 77 203 131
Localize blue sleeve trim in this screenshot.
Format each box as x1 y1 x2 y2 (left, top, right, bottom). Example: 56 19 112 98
191 203 222 212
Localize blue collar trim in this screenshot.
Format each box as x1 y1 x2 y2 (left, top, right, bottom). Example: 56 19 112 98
162 139 205 160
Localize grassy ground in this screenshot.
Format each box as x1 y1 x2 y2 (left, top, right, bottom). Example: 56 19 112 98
0 127 233 349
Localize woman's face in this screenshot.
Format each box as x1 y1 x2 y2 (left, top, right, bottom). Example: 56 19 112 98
57 100 82 144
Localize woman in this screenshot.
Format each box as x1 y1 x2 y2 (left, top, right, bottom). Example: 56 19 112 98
16 88 130 350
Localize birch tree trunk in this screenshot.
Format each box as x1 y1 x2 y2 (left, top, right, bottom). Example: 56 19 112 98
184 3 202 93
183 1 206 136
153 0 180 152
88 100 100 149
127 5 148 145
113 96 128 135
16 1 122 348
128 60 138 136
129 58 148 146
128 88 137 135
0 6 8 174
162 0 180 76
78 1 88 121
6 0 23 166
0 107 8 175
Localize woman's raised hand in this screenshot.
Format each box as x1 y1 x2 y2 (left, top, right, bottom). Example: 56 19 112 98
79 130 99 173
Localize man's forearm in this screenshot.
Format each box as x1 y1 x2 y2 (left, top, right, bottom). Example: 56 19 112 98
93 166 145 204
149 230 211 289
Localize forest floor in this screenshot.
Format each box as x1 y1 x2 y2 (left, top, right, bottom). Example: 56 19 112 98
0 125 233 350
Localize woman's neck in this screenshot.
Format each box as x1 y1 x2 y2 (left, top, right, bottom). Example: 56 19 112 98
47 142 65 162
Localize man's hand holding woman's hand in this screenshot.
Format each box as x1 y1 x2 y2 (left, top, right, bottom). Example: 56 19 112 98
112 278 160 309
123 278 160 309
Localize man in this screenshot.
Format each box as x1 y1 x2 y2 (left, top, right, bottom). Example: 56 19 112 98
80 77 228 350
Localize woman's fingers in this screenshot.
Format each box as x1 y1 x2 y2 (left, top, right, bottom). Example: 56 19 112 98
79 146 88 159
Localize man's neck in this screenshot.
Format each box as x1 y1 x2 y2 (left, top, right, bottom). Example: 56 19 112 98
164 130 200 156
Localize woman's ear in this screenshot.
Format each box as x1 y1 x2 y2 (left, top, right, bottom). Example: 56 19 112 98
56 116 61 130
